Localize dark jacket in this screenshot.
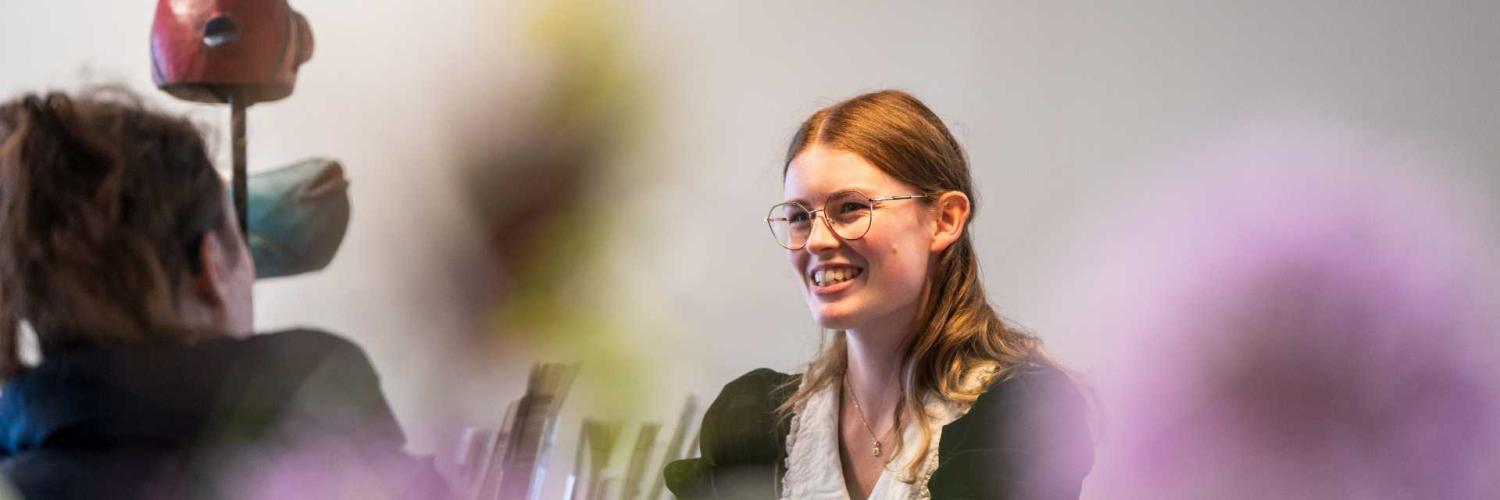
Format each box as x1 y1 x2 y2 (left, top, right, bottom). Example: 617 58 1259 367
0 329 450 499
664 363 1093 499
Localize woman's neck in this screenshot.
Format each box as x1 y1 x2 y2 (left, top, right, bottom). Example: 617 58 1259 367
843 325 910 426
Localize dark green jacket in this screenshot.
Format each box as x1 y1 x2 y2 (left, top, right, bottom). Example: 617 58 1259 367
665 363 1093 499
0 329 451 499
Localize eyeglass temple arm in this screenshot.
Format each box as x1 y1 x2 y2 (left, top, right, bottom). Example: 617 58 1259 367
869 193 929 202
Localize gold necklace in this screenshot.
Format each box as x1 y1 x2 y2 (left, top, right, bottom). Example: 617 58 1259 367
843 378 895 457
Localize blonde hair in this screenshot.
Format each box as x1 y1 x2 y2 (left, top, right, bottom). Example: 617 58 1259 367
775 90 1049 479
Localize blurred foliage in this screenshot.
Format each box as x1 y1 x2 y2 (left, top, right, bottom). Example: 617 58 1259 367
460 0 657 419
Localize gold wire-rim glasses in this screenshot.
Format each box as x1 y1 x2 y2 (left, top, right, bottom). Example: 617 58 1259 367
765 190 931 250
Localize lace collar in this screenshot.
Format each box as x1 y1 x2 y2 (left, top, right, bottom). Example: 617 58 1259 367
780 362 998 500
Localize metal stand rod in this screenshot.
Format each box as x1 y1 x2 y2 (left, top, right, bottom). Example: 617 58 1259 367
230 94 249 237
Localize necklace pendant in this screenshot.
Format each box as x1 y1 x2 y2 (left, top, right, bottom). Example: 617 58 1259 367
872 442 881 457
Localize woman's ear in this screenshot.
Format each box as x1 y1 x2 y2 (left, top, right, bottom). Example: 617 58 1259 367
190 232 232 307
930 191 971 254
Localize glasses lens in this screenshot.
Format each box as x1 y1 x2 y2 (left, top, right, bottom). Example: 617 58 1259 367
825 191 873 240
768 202 811 249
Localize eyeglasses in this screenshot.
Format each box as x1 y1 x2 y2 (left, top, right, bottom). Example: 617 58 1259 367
766 190 929 250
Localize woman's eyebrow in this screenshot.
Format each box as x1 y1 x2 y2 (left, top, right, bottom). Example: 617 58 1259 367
830 185 881 197
783 185 882 204
848 184 881 192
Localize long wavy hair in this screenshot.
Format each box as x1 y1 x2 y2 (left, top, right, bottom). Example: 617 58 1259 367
0 90 236 379
774 90 1050 479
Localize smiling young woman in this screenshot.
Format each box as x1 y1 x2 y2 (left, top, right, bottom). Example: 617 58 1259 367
666 90 1094 499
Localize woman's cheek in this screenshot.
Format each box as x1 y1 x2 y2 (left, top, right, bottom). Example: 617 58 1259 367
789 252 806 289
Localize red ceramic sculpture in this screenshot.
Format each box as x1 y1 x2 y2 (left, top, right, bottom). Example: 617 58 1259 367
150 0 314 104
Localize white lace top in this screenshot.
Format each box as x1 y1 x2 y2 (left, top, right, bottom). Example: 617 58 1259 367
779 362 999 500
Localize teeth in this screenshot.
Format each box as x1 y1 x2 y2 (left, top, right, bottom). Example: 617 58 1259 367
812 267 861 287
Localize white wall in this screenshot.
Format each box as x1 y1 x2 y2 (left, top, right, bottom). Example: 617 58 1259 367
4 1 1498 496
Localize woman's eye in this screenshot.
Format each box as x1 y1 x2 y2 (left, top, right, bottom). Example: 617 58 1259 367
838 202 871 214
788 211 811 223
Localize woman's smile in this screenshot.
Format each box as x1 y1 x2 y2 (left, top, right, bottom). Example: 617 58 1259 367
809 264 866 295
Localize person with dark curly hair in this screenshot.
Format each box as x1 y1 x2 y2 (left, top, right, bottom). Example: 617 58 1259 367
0 90 449 499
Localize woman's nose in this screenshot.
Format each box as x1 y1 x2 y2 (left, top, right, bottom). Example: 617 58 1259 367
804 215 841 253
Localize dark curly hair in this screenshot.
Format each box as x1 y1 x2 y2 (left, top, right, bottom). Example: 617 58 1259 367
0 89 237 378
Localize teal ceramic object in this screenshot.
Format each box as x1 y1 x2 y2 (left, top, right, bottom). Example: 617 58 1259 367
244 158 350 279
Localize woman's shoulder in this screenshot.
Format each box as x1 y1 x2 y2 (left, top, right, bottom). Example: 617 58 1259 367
716 368 800 400
930 360 1095 498
664 368 798 499
978 361 1087 411
697 368 800 466
951 360 1091 443
706 367 801 418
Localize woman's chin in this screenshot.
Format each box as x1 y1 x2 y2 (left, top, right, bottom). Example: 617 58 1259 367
812 305 861 331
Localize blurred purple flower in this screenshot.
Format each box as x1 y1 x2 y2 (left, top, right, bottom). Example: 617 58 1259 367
222 434 454 500
1078 119 1500 500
